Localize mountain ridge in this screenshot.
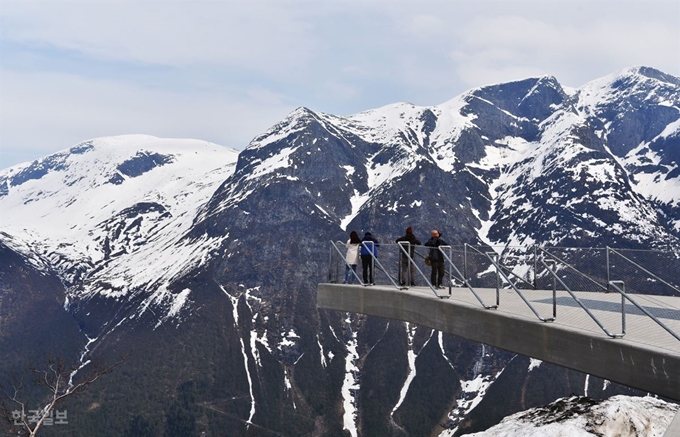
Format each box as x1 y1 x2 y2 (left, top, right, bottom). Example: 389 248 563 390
0 66 678 436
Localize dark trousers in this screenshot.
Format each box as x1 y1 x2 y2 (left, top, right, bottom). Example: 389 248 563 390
361 255 374 284
430 261 445 287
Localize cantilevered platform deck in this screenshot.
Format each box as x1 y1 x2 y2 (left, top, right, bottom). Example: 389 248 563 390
317 283 680 401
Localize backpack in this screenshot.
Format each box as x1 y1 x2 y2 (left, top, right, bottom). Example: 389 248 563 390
360 240 378 257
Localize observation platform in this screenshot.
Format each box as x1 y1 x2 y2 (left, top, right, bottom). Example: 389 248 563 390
317 283 680 401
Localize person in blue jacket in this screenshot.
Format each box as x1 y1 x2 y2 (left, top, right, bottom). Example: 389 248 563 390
360 232 380 285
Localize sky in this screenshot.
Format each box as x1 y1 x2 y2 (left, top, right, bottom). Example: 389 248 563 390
1 0 679 169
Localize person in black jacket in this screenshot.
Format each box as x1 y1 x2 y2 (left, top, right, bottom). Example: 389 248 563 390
395 226 421 286
424 229 448 288
360 232 380 285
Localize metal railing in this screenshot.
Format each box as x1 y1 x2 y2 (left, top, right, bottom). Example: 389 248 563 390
327 242 680 342
396 242 446 298
474 247 555 322
439 246 497 309
539 246 680 341
607 279 680 342
539 257 622 338
328 241 450 298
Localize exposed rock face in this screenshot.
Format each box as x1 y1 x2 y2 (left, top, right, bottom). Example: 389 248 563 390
455 394 678 437
0 67 678 436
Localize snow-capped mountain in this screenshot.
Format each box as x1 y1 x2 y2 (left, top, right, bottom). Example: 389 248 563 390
0 135 239 324
197 66 679 253
0 67 678 437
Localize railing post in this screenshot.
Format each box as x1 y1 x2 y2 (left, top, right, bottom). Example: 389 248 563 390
407 242 412 288
328 241 333 282
606 246 611 293
622 283 626 335
533 244 538 289
397 242 402 286
397 241 411 289
406 242 410 287
329 241 341 283
610 280 626 335
464 244 468 283
400 241 415 287
546 259 556 318
447 246 453 296
371 244 375 285
488 252 500 306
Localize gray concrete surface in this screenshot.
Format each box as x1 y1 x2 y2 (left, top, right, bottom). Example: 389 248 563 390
317 283 680 401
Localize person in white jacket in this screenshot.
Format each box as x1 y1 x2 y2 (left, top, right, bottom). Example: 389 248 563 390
344 231 361 283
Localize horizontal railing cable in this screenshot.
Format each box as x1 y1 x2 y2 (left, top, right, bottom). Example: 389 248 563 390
538 247 609 292
608 247 680 296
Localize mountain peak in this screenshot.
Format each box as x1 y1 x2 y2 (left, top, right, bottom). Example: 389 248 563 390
246 106 323 151
621 65 680 86
290 106 316 116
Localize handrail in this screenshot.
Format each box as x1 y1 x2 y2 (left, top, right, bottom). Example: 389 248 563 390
608 247 680 296
537 247 680 342
327 242 680 342
329 240 364 285
464 244 535 289
397 242 444 298
439 246 498 309
537 246 609 292
539 258 623 338
361 241 402 290
608 280 680 342
481 251 555 322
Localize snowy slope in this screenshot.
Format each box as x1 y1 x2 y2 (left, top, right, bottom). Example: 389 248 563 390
199 67 680 436
0 135 239 321
234 67 679 250
578 67 680 234
455 395 678 437
0 67 678 437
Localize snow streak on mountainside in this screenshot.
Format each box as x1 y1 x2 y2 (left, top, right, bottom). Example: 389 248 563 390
0 135 239 322
188 65 680 436
578 67 680 235
199 97 487 235
1 66 679 437
203 66 680 252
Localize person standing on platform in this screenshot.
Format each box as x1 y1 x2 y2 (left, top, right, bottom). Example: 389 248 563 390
395 227 421 286
424 229 448 288
360 232 380 285
344 231 361 284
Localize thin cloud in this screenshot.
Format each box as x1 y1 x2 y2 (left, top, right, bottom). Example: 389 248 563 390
1 0 678 168
1 70 296 167
1 1 319 72
450 14 679 88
